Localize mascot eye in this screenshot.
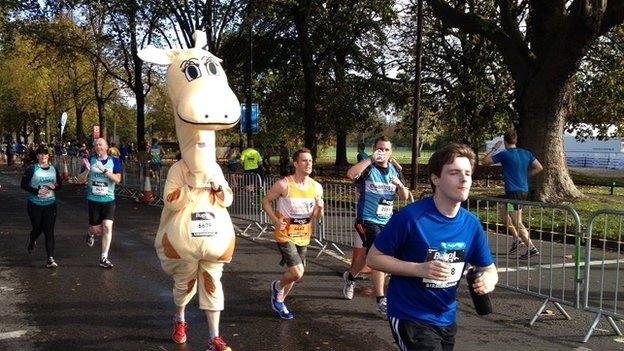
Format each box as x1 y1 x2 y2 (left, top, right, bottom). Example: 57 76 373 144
206 60 219 75
183 63 202 81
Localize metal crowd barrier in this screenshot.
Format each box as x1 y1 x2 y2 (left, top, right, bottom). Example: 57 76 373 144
582 209 624 342
45 155 624 344
225 172 265 235
465 196 582 326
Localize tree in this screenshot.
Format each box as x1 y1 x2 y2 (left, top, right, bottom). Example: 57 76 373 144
569 28 624 139
426 0 624 201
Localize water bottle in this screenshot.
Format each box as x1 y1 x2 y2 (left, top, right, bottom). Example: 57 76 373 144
466 267 492 315
436 242 448 262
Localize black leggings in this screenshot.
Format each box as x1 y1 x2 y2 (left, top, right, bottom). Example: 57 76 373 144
27 202 57 258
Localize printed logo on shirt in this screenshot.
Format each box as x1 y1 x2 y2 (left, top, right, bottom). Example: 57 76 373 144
290 217 311 225
364 180 396 196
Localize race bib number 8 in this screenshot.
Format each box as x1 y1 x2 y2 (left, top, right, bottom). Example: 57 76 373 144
422 247 466 289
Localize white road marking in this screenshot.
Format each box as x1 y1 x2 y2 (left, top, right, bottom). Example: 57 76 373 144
497 259 621 273
0 330 28 340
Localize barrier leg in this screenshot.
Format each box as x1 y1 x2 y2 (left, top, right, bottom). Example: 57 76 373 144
253 223 269 240
607 316 623 337
553 302 571 320
529 299 549 326
583 313 602 343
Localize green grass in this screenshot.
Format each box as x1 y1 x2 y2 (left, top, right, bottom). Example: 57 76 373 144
316 146 432 164
469 183 624 240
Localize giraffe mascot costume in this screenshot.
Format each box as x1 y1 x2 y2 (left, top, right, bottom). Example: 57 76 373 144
138 31 239 351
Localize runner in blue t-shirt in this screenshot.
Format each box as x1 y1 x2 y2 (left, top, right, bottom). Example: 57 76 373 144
342 135 410 314
78 138 122 269
368 143 498 351
482 130 543 259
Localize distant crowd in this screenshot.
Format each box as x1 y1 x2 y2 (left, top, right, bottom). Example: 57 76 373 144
0 138 170 167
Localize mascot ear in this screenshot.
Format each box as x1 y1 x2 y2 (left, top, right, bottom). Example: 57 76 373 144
138 45 177 65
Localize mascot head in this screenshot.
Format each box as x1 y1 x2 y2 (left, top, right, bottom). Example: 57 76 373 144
138 31 240 172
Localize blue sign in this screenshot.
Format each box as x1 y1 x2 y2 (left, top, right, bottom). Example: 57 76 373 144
240 103 259 134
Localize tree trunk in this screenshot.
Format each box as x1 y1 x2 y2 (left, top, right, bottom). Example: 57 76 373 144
76 108 85 143
129 4 145 146
516 77 583 202
335 131 348 167
136 91 145 146
333 53 348 167
293 2 318 159
97 98 106 140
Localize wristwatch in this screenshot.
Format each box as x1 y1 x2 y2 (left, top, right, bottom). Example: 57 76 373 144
103 168 108 174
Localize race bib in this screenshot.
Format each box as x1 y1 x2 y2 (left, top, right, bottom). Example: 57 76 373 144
92 181 109 196
376 199 393 216
287 217 311 238
191 211 217 237
422 243 466 289
38 191 53 199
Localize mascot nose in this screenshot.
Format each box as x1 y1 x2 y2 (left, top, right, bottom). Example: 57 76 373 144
176 89 240 126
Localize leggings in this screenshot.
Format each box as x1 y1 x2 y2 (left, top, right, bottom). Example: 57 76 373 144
27 201 57 258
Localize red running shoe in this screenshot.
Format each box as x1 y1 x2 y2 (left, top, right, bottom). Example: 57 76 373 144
206 336 231 351
172 320 188 344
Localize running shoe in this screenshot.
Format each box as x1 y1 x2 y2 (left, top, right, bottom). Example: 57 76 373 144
46 257 58 268
99 257 114 269
172 320 188 344
520 247 540 260
27 240 36 254
206 335 231 351
342 271 355 300
86 233 95 247
508 240 525 254
271 280 294 320
377 297 388 315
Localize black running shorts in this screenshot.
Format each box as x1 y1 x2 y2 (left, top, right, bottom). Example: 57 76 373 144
88 200 116 226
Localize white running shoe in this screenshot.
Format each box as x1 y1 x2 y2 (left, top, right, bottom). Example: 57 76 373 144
342 271 355 300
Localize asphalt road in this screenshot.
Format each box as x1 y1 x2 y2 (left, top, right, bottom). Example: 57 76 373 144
0 165 622 350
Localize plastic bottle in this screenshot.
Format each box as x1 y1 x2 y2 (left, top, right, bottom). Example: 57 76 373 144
466 267 492 315
436 242 448 262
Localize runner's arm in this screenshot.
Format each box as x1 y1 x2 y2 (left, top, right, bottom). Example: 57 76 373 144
78 158 90 183
528 159 543 177
481 140 503 166
311 183 324 218
20 166 38 194
346 157 373 181
211 167 233 207
163 164 192 211
367 244 450 280
53 167 62 190
262 180 288 229
470 264 498 295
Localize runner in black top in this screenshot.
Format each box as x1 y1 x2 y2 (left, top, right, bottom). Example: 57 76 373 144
20 145 62 268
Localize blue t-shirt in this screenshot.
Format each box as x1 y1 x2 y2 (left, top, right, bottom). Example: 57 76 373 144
374 196 494 326
356 151 369 162
355 163 401 224
86 156 122 202
491 148 536 192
